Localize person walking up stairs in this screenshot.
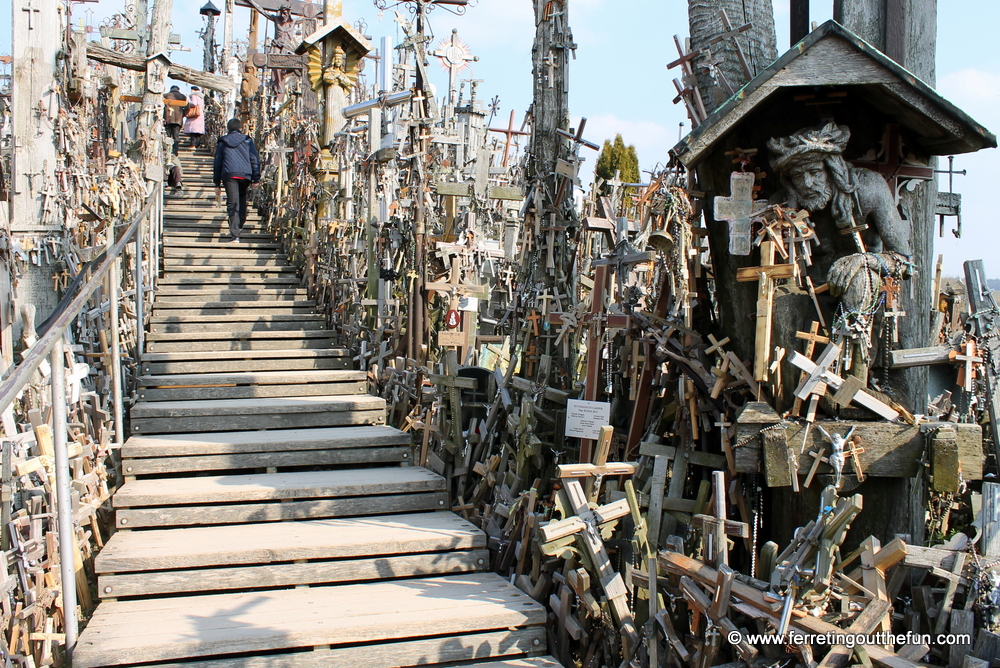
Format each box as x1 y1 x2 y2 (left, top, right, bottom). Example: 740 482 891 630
72 143 559 668
213 118 260 243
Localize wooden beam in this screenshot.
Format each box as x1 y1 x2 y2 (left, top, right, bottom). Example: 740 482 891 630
85 42 235 92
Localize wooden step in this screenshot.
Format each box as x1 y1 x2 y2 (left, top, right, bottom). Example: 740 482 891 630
156 277 301 287
122 424 410 473
163 248 288 259
74 573 546 668
150 318 326 333
162 240 282 250
113 467 446 528
155 289 309 300
164 231 276 240
130 394 381 434
138 349 349 375
96 512 486 597
164 257 289 267
151 303 317 317
160 265 296 274
146 337 337 353
136 368 363 401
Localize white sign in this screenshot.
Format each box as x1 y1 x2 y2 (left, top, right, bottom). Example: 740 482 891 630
565 399 611 440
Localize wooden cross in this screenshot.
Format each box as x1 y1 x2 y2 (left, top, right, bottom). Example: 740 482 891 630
736 240 796 382
667 35 708 121
555 117 600 152
714 9 753 79
547 266 628 461
852 123 934 200
882 276 906 345
714 171 767 256
691 471 749 568
539 480 639 652
705 334 730 357
788 343 899 421
556 426 636 503
846 436 867 482
488 110 529 168
790 322 829 417
952 339 982 392
429 350 476 452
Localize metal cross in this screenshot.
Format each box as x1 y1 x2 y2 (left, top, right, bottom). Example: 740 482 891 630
431 28 478 106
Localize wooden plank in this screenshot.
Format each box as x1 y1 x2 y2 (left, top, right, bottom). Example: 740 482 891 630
114 467 444 507
98 512 484 572
146 329 331 340
115 491 450 528
122 426 410 458
147 340 339 353
139 381 367 402
735 421 983 480
73 573 547 667
124 446 410 474
141 349 350 362
131 407 384 433
131 395 384 419
138 359 351 376
118 629 550 668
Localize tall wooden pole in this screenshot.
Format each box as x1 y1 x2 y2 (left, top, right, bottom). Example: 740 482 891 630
790 0 810 43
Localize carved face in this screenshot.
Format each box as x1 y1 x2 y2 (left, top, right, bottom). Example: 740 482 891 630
279 7 291 20
786 160 832 211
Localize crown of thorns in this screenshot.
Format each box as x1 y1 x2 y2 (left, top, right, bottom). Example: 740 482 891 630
767 123 851 172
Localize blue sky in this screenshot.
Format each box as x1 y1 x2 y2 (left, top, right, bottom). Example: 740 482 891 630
3 0 997 276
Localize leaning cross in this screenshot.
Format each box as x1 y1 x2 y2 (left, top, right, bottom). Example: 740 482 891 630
790 322 829 417
540 480 639 652
714 171 767 256
787 343 899 421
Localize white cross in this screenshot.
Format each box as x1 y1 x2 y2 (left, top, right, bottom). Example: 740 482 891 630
22 0 40 30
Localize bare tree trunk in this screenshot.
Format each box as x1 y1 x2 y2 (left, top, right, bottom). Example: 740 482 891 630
688 0 777 112
138 0 175 182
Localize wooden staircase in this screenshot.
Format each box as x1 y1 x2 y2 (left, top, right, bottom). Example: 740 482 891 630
74 147 558 668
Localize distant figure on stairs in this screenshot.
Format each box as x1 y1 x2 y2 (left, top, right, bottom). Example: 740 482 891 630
213 118 261 243
163 85 187 156
183 86 206 149
166 153 183 194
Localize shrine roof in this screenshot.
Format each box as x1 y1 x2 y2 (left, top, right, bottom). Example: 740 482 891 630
673 20 997 167
295 19 371 56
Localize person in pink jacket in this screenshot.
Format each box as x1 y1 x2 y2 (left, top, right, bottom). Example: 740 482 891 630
183 86 206 149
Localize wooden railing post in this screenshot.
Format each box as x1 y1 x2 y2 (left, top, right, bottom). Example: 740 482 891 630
135 207 145 357
109 217 125 445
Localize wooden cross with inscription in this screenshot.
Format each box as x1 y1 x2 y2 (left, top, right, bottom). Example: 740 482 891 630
488 110 529 168
714 171 767 256
539 480 639 652
788 343 899 421
555 425 637 503
547 265 628 461
736 239 797 383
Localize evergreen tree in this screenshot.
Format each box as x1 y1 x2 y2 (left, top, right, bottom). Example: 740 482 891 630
595 134 640 193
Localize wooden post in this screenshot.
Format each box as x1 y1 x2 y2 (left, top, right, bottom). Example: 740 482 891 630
790 0 810 44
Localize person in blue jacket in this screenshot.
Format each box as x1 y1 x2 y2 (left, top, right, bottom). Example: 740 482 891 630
213 118 261 242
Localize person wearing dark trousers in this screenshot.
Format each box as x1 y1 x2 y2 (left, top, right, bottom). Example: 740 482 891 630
163 85 187 156
213 118 261 243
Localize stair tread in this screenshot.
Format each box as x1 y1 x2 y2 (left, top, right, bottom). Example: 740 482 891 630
73 573 545 668
141 349 348 361
139 369 363 384
122 425 408 457
130 394 384 418
145 330 335 340
96 511 482 572
152 300 315 308
114 466 444 506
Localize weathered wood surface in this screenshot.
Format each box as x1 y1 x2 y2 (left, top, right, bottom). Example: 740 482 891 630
123 446 410 475
131 394 381 418
146 338 339 353
114 467 444 506
115 491 450 528
98 512 484 572
85 42 236 92
113 630 550 668
123 425 410 457
73 574 546 667
150 317 326 332
140 356 350 376
99 549 489 598
735 421 983 480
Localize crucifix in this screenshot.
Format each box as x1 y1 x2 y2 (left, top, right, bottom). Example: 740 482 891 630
815 425 855 489
488 110 529 168
714 171 767 256
852 123 934 201
736 239 796 382
431 28 478 108
691 471 749 568
539 480 639 653
429 350 476 454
